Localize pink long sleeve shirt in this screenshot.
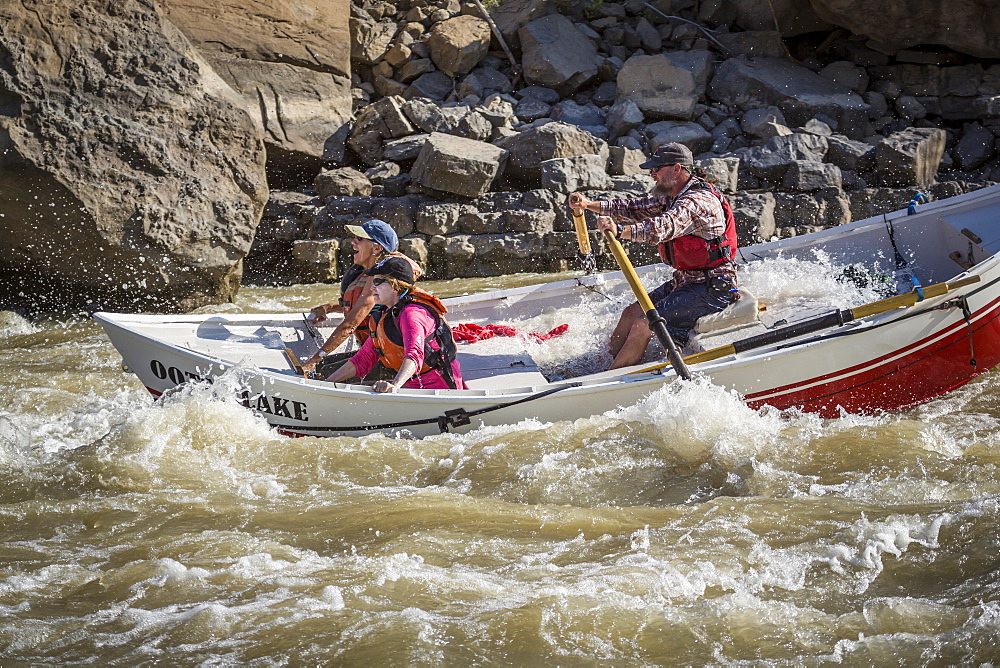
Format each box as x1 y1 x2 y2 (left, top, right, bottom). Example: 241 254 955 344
349 303 466 390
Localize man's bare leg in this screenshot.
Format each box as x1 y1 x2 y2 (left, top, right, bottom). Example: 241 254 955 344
609 312 654 369
609 302 644 358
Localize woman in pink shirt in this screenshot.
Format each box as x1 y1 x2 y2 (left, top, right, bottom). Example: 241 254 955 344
325 257 466 392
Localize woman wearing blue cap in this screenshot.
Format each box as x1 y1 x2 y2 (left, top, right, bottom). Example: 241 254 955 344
301 219 423 376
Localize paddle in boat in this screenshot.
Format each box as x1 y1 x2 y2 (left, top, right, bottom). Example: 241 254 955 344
95 184 1000 438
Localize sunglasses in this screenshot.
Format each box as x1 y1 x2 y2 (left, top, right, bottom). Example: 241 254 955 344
371 277 389 286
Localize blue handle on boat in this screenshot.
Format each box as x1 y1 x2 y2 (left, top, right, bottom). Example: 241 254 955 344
907 193 928 215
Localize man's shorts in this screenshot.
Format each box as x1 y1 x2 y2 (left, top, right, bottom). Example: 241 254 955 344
648 280 732 345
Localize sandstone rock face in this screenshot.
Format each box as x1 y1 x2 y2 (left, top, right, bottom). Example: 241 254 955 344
518 14 599 95
163 0 352 163
710 58 870 138
0 0 268 311
728 0 833 36
207 53 352 162
811 0 1000 58
162 0 350 75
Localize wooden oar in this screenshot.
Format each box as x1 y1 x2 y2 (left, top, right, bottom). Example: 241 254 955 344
629 274 982 374
284 348 307 377
602 232 693 380
571 206 597 273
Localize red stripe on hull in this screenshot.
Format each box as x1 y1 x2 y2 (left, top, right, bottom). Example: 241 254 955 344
746 305 1000 417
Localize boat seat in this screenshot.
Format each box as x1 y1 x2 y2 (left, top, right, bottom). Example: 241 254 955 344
457 349 550 390
687 287 765 354
693 287 761 334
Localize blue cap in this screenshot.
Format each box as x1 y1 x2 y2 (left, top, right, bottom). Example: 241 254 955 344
345 219 398 252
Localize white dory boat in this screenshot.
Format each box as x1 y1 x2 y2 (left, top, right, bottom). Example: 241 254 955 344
96 184 1000 438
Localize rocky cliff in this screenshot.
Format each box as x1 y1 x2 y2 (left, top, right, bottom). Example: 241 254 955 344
2 0 999 310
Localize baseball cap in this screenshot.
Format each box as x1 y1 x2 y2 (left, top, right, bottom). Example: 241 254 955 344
345 219 399 252
365 256 415 285
638 142 694 170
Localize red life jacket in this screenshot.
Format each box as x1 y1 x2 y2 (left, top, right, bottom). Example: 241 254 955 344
368 288 459 389
658 180 739 271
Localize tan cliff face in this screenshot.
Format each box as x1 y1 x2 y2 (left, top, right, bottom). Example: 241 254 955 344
0 0 351 312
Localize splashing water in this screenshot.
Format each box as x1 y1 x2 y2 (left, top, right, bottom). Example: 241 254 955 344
0 272 999 664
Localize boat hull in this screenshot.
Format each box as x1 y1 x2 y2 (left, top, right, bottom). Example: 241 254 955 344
94 184 1000 437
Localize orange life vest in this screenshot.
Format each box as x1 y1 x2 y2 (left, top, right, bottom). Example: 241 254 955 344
368 288 458 389
657 180 739 271
339 266 372 343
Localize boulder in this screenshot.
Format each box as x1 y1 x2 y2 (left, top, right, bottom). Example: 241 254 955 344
716 31 787 58
539 154 614 193
411 132 508 197
427 15 491 77
781 161 843 191
606 97 645 140
874 128 947 187
292 239 339 283
608 146 647 176
616 51 714 121
551 100 606 128
350 15 397 65
729 0 833 35
518 14 599 95
348 96 415 165
161 0 352 164
818 61 869 93
405 71 454 100
162 0 350 77
741 133 829 181
0 0 268 311
314 167 372 198
826 135 877 173
696 157 740 193
644 121 714 154
495 121 604 184
740 106 790 140
403 99 493 141
515 96 552 122
487 0 553 46
383 134 430 161
709 57 870 138
730 192 777 243
416 202 474 235
774 189 851 229
953 123 996 172
810 0 1000 59
206 53 351 162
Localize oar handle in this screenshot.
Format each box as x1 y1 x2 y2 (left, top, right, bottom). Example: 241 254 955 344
572 209 593 255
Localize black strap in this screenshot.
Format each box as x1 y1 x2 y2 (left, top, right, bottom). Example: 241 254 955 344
271 382 582 434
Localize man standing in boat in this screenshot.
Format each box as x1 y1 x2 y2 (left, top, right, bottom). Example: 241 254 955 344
569 142 740 369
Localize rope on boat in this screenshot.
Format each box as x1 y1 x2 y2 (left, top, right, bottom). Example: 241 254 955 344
270 382 583 435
